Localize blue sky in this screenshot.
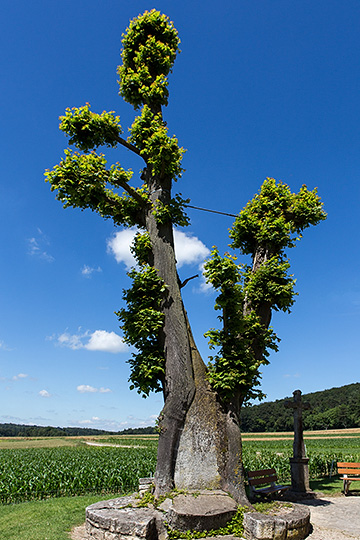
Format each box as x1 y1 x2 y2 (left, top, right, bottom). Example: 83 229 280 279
1 0 359 430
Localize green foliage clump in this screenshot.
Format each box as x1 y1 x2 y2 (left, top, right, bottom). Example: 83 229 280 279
243 256 296 312
59 104 122 152
116 265 167 396
204 250 278 401
45 150 148 227
136 490 155 507
152 194 190 226
130 105 185 180
130 232 153 266
118 9 180 109
230 177 326 255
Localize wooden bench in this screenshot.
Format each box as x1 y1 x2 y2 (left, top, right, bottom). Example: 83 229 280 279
247 468 290 499
337 462 360 495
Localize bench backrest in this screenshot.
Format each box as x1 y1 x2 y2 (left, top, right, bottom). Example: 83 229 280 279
248 468 278 487
337 462 360 475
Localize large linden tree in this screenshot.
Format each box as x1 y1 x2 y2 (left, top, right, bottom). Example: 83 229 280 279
46 10 326 503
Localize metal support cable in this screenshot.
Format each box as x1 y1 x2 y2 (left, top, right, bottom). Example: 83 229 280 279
184 204 237 218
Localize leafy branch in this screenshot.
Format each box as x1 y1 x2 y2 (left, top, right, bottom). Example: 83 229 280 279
204 179 326 403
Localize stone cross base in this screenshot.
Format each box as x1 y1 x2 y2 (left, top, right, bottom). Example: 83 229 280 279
289 458 310 493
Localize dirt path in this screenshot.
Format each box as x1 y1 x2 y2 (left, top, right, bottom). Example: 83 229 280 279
84 441 145 448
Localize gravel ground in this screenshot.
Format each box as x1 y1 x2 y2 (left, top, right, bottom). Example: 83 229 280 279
297 495 360 540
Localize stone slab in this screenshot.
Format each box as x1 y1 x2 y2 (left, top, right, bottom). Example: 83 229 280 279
166 491 238 532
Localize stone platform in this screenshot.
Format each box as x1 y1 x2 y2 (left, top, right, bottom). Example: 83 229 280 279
85 490 310 540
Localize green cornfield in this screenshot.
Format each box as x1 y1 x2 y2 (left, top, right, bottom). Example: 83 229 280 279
0 445 156 504
0 435 359 504
242 437 360 482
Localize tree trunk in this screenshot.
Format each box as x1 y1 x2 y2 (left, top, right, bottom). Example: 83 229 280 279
143 165 249 504
143 167 195 496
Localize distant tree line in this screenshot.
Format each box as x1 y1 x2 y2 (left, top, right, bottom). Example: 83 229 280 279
240 383 360 432
0 423 156 437
2 383 357 437
119 427 157 435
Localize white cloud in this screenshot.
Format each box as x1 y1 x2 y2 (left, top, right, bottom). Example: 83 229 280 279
107 228 137 269
0 340 12 351
54 329 127 354
77 385 112 394
79 416 101 424
173 230 210 268
196 262 213 294
39 389 51 398
107 228 210 269
85 330 127 354
27 229 54 262
81 265 102 277
77 385 98 393
13 373 28 381
57 332 84 350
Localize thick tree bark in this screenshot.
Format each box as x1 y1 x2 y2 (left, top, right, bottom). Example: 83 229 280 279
174 319 249 504
143 164 249 504
143 166 195 496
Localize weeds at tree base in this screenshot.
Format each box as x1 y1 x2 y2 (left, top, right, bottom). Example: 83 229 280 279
166 506 247 540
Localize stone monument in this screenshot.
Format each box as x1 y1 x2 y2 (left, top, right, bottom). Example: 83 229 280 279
284 389 311 493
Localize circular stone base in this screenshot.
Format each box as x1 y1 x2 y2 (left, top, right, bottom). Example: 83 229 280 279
86 493 311 540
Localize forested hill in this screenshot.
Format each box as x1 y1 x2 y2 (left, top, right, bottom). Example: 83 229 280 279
0 423 156 437
240 383 360 432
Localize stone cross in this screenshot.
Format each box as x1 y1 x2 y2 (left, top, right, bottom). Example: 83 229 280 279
284 389 310 459
285 389 312 493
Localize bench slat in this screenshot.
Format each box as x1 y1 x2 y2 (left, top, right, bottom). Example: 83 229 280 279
337 462 360 468
248 475 278 486
338 468 360 475
248 468 275 478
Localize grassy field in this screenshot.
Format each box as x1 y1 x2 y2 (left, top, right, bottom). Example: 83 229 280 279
0 435 158 449
0 493 125 540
